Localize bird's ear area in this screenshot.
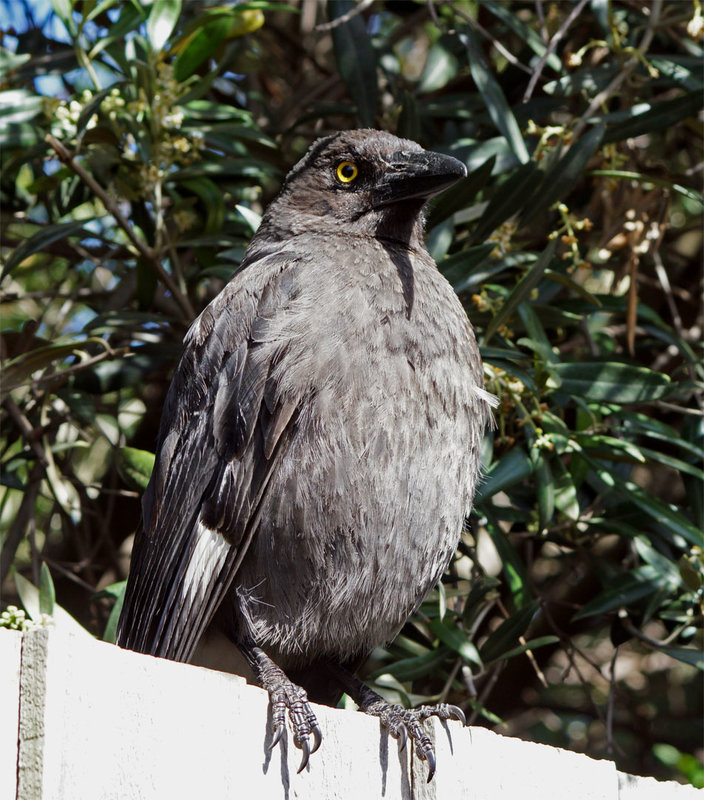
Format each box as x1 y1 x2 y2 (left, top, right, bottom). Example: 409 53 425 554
372 150 467 207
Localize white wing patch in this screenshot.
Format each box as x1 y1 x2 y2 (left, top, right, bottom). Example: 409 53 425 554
182 521 232 605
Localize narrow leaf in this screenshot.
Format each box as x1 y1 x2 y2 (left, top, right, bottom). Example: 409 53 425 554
474 447 533 503
39 562 56 617
147 0 182 52
603 91 702 143
428 617 482 665
2 220 90 277
551 362 671 403
479 600 539 663
472 162 540 244
329 0 377 127
522 123 605 225
482 239 557 344
573 565 673 620
461 29 529 164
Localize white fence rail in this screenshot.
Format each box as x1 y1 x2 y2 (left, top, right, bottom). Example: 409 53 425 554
1 628 697 799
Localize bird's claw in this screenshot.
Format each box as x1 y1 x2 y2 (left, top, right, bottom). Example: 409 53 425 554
394 723 408 752
297 736 310 773
267 685 321 772
360 697 466 782
448 704 466 726
424 747 437 783
311 721 323 754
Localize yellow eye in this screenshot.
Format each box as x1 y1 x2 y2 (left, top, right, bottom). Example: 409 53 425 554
336 161 358 183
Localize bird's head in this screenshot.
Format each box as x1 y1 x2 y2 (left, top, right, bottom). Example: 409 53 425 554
256 129 467 247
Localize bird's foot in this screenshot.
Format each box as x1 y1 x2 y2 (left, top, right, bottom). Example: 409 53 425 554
243 643 322 773
359 695 465 782
327 663 465 781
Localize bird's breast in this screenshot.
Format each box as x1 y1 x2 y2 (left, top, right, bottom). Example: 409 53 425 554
230 240 484 663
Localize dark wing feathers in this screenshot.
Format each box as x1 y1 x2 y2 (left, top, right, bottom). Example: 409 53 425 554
117 253 303 662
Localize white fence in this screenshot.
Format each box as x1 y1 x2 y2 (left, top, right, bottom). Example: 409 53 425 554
2 628 697 799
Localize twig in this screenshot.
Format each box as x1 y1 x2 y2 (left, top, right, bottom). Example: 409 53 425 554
468 661 504 726
618 609 695 647
2 396 48 465
497 598 549 688
605 647 618 755
654 400 704 417
571 0 663 140
523 0 590 102
451 4 533 76
315 0 374 31
44 134 195 320
0 462 44 584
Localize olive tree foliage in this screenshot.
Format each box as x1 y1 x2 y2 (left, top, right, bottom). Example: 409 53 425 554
1 0 702 785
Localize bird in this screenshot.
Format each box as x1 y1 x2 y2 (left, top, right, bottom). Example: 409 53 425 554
116 128 496 780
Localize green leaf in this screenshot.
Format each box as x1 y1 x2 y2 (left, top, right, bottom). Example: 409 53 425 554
482 239 557 344
1 341 89 398
439 244 495 286
460 29 529 164
583 454 704 548
588 170 703 206
76 84 126 137
486 513 533 608
14 574 90 636
396 90 420 142
472 162 540 244
329 0 378 127
372 647 451 682
147 0 182 52
544 64 619 97
573 565 675 620
89 3 147 59
649 56 704 92
522 123 605 225
479 0 562 72
479 600 539 663
1 219 90 277
173 14 233 81
102 581 126 643
418 41 459 93
474 447 533 503
118 447 155 492
551 362 671 403
179 177 225 234
39 563 56 617
487 635 559 664
603 90 702 144
551 456 580 520
428 617 482 665
533 450 554 531
544 269 603 306
661 647 704 671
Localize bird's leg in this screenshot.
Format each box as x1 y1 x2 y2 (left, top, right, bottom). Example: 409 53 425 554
238 638 322 773
328 664 465 783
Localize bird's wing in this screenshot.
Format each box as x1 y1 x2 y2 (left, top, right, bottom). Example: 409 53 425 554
116 250 304 662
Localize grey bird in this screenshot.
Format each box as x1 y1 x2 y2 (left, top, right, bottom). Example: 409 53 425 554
116 129 495 780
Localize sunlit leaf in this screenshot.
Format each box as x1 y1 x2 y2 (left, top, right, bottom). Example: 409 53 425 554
147 0 182 52
551 362 671 402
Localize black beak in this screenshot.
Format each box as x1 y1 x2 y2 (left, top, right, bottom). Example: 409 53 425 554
373 150 467 208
